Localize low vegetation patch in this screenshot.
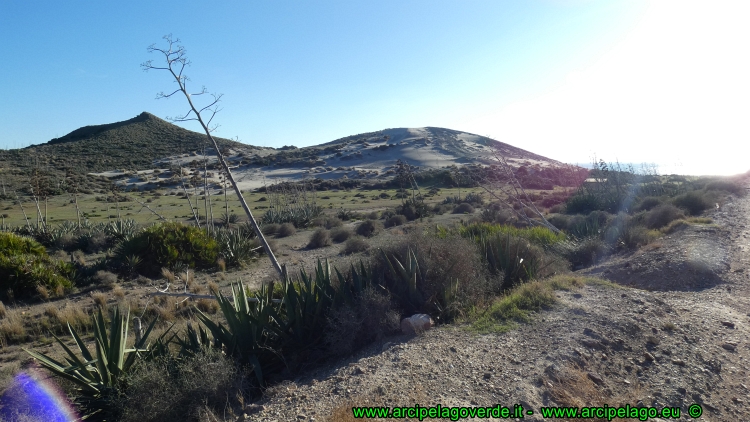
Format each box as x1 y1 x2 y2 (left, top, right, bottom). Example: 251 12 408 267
115 222 219 276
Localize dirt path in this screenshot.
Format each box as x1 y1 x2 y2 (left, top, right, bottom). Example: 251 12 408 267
246 180 750 422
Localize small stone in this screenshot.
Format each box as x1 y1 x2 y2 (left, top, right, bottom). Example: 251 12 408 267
244 404 265 414
449 346 457 353
483 372 492 380
644 352 655 362
721 321 735 328
671 359 686 366
722 342 737 351
587 372 604 385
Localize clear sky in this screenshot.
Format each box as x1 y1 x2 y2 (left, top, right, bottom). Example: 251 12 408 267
1 1 748 175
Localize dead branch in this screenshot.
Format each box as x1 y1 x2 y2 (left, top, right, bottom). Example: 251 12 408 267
143 35 284 277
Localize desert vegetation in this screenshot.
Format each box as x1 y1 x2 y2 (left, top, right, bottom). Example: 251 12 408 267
0 150 745 421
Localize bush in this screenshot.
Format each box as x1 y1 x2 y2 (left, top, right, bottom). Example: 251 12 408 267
342 238 370 255
276 223 297 238
397 198 429 220
356 220 382 238
366 211 379 220
324 287 399 357
372 231 490 321
330 227 353 243
0 233 74 301
117 351 244 422
565 194 600 215
384 214 407 228
307 228 332 249
635 196 663 212
604 214 659 249
673 191 711 216
704 179 743 195
312 216 343 229
568 237 608 268
453 203 475 214
644 204 684 229
115 222 219 276
261 223 280 236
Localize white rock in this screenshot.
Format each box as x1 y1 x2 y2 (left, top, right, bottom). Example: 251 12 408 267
401 314 434 335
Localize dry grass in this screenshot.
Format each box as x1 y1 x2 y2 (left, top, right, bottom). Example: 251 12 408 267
35 286 50 301
92 291 108 309
0 301 6 319
216 257 226 272
196 298 219 314
545 364 644 422
161 267 176 284
0 308 27 346
112 285 126 299
327 384 428 422
208 281 219 295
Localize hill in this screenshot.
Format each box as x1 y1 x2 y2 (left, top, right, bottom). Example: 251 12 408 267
0 113 568 194
1 112 248 173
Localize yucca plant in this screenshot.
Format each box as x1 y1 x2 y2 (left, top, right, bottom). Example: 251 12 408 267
213 227 258 266
381 248 424 314
24 307 167 421
105 219 140 242
195 282 284 386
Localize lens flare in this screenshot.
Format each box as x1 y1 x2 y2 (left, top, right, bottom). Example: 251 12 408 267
0 371 78 422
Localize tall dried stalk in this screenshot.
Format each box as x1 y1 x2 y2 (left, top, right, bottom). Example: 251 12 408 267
143 35 284 277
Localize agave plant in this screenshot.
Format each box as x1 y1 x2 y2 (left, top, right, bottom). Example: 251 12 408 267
24 307 168 421
381 247 424 313
105 219 140 242
195 282 284 385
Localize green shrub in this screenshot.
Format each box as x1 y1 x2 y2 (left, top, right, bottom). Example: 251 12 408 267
673 191 711 215
384 214 407 228
644 204 684 229
214 228 258 266
276 223 296 238
307 228 332 249
546 214 571 232
115 222 219 276
329 227 352 243
356 220 381 238
343 238 370 255
0 233 74 301
458 222 565 248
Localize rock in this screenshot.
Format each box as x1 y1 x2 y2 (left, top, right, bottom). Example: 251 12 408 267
671 359 686 366
721 321 735 328
587 372 604 385
244 404 265 414
644 352 656 362
401 314 433 335
722 342 737 351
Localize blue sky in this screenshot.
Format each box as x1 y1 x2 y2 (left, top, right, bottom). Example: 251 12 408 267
1 1 748 175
